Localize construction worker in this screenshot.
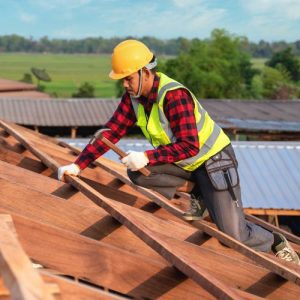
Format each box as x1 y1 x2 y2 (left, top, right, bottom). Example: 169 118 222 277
58 40 299 265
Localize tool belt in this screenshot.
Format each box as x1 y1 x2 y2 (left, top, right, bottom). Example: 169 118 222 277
205 146 239 200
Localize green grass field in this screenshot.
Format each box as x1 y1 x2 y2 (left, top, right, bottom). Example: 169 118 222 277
0 53 116 98
0 53 269 98
251 58 267 70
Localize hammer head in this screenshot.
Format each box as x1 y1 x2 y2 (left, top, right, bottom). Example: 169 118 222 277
89 128 111 144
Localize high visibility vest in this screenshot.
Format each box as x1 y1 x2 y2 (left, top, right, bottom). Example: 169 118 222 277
130 72 230 171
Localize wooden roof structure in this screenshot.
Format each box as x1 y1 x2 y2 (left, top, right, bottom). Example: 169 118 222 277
0 119 300 299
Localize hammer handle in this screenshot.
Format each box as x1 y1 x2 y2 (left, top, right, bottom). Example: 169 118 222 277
101 137 151 177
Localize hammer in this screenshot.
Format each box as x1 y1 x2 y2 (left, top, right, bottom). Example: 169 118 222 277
89 128 151 176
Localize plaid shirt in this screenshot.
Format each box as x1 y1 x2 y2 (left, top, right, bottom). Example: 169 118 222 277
75 74 199 170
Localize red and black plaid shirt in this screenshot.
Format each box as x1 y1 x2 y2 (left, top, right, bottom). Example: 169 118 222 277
75 74 199 170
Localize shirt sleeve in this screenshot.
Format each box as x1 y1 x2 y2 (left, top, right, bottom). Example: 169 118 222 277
145 88 199 165
75 94 137 170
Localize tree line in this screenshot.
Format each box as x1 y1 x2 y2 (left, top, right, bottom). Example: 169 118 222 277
1 33 300 57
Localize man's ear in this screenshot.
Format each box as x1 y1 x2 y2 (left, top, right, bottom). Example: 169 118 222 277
143 68 152 81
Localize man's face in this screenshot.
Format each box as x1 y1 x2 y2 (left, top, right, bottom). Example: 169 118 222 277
122 71 141 96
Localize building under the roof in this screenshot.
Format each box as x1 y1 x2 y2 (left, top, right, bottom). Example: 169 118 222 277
0 78 50 99
0 98 299 140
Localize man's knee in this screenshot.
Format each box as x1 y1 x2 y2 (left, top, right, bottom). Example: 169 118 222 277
127 170 148 187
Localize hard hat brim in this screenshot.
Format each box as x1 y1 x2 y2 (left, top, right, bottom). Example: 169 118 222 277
109 70 134 80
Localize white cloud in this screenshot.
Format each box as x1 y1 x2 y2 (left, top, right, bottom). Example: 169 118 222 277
242 0 300 20
103 1 227 39
20 12 36 23
238 0 300 41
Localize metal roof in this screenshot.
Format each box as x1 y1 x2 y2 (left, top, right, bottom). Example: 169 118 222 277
0 98 300 132
234 141 300 210
62 139 300 211
0 98 119 126
225 118 300 132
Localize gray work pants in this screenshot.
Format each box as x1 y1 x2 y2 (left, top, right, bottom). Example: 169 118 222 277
127 146 274 253
128 164 193 199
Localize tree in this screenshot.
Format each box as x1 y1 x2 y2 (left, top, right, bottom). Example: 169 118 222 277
72 82 95 98
266 48 300 82
20 73 33 83
251 66 299 99
161 29 258 99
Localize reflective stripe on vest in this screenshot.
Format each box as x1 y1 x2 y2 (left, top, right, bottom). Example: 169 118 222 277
130 72 230 171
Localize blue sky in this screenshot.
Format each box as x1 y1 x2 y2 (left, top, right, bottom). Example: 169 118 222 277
1 0 300 42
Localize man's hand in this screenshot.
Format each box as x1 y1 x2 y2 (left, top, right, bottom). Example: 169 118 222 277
121 151 149 171
57 163 80 181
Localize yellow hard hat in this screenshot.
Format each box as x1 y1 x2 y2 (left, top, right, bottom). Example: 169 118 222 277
109 40 154 80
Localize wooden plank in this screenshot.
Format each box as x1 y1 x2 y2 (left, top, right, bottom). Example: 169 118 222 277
0 214 56 300
244 208 300 216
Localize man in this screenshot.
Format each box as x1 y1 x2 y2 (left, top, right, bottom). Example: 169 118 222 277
58 40 299 264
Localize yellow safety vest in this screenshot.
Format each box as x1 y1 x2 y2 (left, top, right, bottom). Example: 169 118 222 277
130 72 230 171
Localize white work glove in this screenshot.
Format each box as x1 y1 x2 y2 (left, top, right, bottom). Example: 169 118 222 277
57 163 80 181
121 150 149 171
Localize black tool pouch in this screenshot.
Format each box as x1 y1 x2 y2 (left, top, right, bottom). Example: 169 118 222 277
205 148 239 192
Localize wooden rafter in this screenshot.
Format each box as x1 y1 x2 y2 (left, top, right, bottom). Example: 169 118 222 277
0 214 57 300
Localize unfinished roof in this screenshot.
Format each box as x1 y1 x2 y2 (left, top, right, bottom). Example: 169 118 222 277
0 98 299 132
0 119 300 299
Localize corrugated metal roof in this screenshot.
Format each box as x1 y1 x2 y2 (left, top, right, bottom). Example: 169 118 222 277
0 98 119 126
234 141 300 210
0 98 300 132
206 99 300 131
225 118 300 132
62 139 300 211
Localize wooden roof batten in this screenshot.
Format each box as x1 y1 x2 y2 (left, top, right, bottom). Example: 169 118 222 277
0 214 57 300
0 119 300 299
